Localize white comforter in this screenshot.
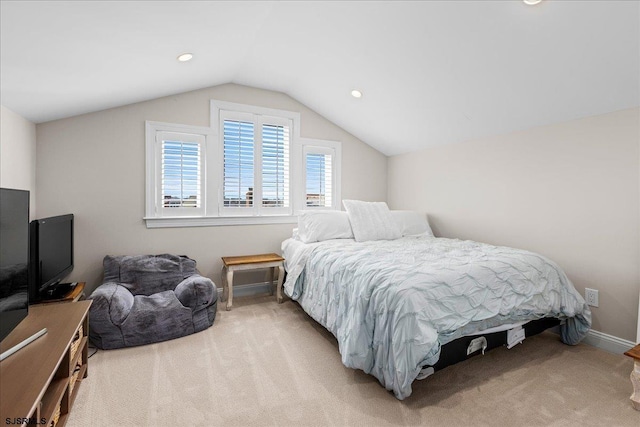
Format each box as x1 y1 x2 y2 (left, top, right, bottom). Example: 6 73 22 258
282 236 591 400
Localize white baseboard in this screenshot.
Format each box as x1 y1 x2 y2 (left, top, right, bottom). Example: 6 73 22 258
523 325 634 355
213 287 637 355
581 329 636 354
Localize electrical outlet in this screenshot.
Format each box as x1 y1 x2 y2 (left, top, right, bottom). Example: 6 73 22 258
585 288 599 307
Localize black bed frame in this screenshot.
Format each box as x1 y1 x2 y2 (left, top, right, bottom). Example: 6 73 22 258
429 317 561 372
285 267 561 377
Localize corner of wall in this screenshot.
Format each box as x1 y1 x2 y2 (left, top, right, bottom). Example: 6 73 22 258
0 105 37 218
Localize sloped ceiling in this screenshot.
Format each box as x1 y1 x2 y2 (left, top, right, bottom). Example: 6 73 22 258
1 1 638 156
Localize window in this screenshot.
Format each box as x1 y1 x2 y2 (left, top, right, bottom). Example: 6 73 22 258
217 104 293 217
220 116 291 214
222 119 255 208
162 138 202 209
145 122 211 219
145 102 342 228
261 123 290 209
305 152 331 207
301 139 341 211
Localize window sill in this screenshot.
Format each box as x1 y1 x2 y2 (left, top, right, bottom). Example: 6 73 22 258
143 215 298 229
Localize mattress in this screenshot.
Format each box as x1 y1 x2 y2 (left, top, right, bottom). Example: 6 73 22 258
282 235 591 400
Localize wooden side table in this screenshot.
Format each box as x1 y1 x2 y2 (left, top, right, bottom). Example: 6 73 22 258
221 253 285 311
624 344 640 410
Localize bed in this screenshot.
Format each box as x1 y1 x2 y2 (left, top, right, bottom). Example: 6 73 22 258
281 203 592 400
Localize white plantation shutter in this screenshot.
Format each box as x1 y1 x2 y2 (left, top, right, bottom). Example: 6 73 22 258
223 119 255 208
145 109 341 226
162 140 201 208
305 153 332 208
262 123 290 208
302 142 339 210
220 110 292 216
151 129 206 217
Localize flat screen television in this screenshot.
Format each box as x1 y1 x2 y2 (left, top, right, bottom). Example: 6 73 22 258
0 188 30 343
29 214 74 303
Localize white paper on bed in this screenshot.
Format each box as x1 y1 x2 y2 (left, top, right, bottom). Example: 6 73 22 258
281 235 591 400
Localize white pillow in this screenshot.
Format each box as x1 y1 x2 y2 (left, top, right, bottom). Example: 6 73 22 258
297 211 354 243
342 200 402 242
390 210 434 237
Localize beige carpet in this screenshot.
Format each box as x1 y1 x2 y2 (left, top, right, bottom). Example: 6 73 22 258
68 295 638 426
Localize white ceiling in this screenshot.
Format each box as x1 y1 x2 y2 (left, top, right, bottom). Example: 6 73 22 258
1 1 638 156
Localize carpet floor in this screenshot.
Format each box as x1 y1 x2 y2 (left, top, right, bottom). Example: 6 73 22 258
67 295 638 426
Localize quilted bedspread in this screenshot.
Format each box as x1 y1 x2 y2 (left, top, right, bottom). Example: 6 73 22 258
282 236 591 400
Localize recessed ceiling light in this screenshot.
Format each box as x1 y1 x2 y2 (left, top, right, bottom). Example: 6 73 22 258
523 0 542 5
351 89 362 98
177 53 193 62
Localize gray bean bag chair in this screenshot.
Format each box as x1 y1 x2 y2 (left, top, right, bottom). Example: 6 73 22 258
88 254 217 349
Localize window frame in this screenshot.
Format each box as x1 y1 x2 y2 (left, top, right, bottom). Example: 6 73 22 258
218 110 293 217
298 138 342 211
145 121 214 219
144 103 342 228
158 131 205 216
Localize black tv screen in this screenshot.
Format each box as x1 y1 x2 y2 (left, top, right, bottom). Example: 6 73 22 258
30 214 74 301
0 188 30 343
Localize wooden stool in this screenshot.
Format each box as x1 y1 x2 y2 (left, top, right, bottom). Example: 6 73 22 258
221 253 285 311
624 343 640 410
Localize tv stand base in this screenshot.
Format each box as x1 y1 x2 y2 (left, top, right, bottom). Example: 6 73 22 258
0 301 91 425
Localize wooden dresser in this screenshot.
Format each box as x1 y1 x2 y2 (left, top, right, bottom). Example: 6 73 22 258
0 300 91 426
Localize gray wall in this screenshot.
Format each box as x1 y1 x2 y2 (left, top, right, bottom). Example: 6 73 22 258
35 84 387 294
0 105 37 218
388 108 640 342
